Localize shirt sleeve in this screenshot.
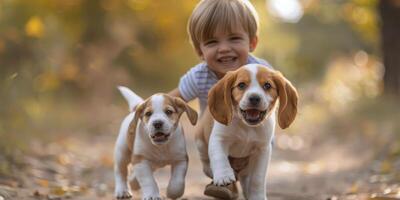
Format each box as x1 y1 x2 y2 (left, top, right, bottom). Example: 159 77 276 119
178 66 199 102
259 58 273 69
249 54 274 69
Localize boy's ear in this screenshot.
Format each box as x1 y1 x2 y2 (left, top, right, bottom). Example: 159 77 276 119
249 36 258 52
195 47 204 59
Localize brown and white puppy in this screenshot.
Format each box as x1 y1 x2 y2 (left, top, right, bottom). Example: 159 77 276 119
114 86 197 200
195 64 298 200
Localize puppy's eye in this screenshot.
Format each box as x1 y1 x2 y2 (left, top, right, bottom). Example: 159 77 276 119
165 110 173 116
237 82 247 90
263 82 272 90
144 111 152 117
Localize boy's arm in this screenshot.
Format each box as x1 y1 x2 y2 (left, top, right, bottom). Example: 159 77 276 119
168 88 186 101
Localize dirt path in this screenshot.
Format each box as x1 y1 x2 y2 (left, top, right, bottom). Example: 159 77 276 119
0 123 398 200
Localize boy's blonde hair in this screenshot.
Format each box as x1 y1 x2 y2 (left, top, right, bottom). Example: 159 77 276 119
188 0 259 53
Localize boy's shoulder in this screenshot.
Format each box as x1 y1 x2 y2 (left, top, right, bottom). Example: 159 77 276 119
248 54 273 69
179 61 218 102
186 62 217 79
188 62 210 73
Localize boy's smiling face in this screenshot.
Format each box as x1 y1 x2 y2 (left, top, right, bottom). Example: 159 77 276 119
197 26 258 79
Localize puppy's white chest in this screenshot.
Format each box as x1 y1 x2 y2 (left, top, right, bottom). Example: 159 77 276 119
226 118 274 158
134 125 187 166
229 129 263 157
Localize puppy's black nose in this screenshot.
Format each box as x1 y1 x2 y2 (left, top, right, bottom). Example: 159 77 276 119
249 95 261 106
153 120 163 129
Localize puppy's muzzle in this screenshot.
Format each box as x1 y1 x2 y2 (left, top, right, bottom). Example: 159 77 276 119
153 120 164 129
248 95 261 106
151 132 170 143
150 120 171 144
240 94 267 125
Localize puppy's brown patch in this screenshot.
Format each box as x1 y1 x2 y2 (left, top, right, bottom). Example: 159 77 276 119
256 67 279 115
140 99 153 124
231 68 251 106
161 94 180 126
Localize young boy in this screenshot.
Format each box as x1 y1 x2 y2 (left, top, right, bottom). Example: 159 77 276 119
168 0 272 198
169 0 270 113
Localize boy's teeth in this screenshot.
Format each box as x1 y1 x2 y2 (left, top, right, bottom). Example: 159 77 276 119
219 57 234 62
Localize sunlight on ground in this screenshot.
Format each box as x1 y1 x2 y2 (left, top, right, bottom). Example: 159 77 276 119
270 144 370 178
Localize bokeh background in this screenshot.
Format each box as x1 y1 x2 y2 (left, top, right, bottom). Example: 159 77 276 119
1 0 399 199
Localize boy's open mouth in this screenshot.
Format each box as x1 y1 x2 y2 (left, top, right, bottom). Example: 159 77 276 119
217 56 237 64
240 108 267 125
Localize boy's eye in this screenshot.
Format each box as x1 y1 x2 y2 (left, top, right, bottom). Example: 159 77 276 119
204 40 217 45
237 82 247 90
230 36 242 40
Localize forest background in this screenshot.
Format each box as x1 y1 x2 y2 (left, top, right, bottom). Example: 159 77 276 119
0 0 399 199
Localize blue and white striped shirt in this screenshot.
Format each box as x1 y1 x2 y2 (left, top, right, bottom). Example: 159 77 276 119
178 55 271 113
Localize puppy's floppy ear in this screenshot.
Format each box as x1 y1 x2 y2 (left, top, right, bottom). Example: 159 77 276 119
174 97 198 126
208 72 237 125
273 72 298 129
127 102 145 152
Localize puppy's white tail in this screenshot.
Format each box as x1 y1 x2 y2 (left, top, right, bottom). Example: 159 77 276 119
117 86 144 111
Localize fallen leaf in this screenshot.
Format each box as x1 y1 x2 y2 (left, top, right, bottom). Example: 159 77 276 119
57 154 71 165
33 190 41 196
348 182 360 194
36 179 49 187
50 186 68 196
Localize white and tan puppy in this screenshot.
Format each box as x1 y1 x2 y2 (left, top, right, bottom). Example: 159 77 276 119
114 86 198 200
195 64 298 200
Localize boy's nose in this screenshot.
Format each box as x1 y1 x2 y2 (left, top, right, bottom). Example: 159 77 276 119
217 42 231 52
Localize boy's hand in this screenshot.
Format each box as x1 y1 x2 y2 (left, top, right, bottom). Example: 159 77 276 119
168 88 183 100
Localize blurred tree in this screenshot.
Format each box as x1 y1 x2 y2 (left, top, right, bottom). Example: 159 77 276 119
0 0 388 142
379 0 400 96
259 0 380 82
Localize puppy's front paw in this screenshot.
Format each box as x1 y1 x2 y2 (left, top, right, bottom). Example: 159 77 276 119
114 188 132 199
167 180 184 199
213 168 236 186
143 195 162 200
